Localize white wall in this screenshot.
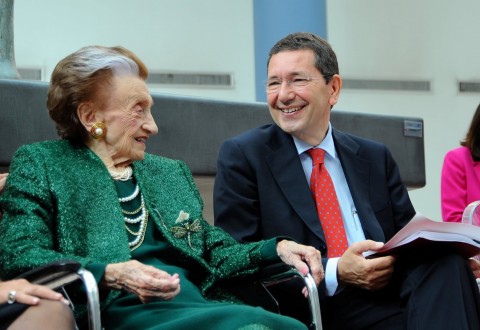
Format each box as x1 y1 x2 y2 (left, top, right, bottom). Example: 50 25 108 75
13 0 256 100
327 0 480 220
13 0 480 220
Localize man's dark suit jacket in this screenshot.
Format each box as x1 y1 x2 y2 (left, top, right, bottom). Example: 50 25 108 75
213 123 416 267
214 124 480 330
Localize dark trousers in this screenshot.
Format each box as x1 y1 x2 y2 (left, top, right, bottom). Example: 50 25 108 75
324 253 480 330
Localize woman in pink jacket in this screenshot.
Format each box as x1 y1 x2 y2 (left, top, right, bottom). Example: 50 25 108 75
441 103 480 222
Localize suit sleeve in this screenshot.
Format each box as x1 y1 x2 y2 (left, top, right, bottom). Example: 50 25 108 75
386 146 416 231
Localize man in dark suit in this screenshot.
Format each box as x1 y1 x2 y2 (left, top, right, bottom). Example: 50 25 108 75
214 32 480 329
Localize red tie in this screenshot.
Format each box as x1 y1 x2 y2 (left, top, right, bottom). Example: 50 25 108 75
308 148 348 258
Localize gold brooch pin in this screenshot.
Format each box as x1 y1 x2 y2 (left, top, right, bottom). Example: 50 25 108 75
171 211 202 248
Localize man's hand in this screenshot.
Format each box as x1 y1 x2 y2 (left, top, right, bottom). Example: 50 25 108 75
276 239 324 286
337 240 396 290
103 260 181 303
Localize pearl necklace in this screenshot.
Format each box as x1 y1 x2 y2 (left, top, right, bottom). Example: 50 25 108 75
127 208 149 250
119 188 148 251
123 195 145 223
119 184 139 203
109 166 133 181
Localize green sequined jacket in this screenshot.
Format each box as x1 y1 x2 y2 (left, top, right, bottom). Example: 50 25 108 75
0 140 279 310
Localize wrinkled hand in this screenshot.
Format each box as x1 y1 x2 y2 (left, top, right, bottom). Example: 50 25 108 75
276 239 324 291
0 173 8 194
103 260 180 303
468 257 480 278
337 240 396 291
0 278 69 305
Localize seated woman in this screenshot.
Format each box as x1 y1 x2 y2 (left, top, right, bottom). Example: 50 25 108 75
0 46 323 329
441 103 480 222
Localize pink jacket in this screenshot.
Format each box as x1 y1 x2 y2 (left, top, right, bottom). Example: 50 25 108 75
441 146 480 222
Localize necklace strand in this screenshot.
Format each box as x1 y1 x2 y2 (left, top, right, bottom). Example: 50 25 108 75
122 201 144 215
125 208 148 238
127 209 149 250
124 202 146 224
109 166 133 181
119 189 148 251
119 184 139 203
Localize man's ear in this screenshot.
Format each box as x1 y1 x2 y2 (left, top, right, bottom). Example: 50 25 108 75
77 102 97 131
328 74 342 106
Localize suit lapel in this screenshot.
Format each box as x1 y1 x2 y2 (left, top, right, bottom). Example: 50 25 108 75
333 130 385 242
265 127 327 242
264 127 387 244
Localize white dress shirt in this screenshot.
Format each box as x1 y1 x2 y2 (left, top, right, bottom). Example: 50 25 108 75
293 123 366 295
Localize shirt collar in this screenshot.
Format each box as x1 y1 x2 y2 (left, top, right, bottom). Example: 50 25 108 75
292 123 336 159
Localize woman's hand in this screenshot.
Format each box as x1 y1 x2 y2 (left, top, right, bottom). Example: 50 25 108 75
0 279 69 305
0 172 8 194
276 240 324 287
103 260 181 303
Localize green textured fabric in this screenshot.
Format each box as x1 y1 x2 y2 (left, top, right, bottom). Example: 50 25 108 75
0 140 304 329
102 179 304 329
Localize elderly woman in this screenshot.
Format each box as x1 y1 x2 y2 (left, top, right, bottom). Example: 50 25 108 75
0 46 322 329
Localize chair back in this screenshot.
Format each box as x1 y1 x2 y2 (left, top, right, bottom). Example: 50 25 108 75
462 201 480 226
462 201 480 263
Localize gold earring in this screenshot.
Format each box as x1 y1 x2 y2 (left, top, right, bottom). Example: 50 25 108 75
90 122 107 139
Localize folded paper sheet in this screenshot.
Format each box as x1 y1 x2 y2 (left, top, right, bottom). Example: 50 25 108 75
365 213 480 258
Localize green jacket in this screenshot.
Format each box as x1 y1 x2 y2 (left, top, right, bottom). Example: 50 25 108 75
0 140 279 309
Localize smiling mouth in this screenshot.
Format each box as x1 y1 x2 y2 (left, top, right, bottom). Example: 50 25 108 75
279 106 303 114
135 137 147 143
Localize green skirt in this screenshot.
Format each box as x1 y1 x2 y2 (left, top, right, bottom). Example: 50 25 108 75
103 286 306 329
102 239 306 330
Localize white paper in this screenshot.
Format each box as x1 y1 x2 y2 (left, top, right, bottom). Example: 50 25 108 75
364 213 480 258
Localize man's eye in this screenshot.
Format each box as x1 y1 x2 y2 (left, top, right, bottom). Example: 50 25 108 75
293 78 308 83
267 80 281 87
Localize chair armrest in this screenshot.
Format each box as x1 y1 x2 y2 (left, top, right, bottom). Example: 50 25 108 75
221 262 322 330
77 269 101 330
15 260 101 330
260 263 323 330
15 259 81 290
